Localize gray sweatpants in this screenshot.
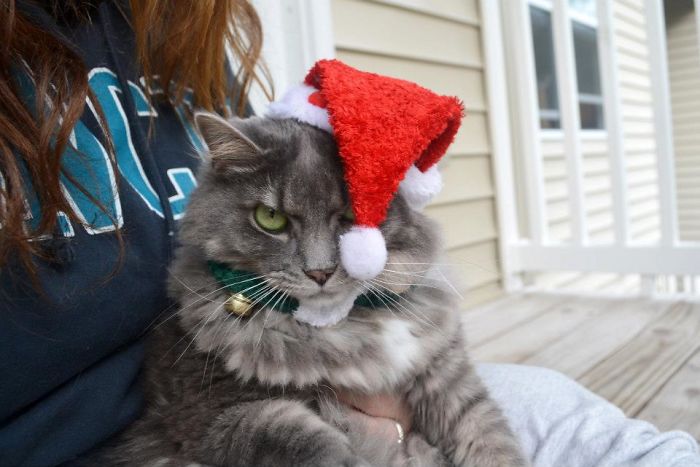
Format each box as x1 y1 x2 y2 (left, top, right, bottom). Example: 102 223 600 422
477 363 700 467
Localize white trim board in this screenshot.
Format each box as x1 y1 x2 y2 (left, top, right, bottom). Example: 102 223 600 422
249 0 335 114
482 0 521 291
510 244 700 275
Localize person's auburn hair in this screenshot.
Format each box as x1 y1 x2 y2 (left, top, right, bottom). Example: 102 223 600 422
0 0 271 279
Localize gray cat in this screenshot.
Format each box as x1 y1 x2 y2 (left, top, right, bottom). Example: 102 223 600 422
84 114 528 467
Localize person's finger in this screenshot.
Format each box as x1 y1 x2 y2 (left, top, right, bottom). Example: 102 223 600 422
336 390 412 432
341 405 405 444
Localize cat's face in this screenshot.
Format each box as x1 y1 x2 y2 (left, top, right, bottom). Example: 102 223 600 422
177 114 439 329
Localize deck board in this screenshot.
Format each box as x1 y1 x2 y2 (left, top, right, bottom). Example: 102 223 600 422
523 298 664 379
637 347 700 436
469 296 609 363
461 293 570 346
462 293 700 440
579 301 700 416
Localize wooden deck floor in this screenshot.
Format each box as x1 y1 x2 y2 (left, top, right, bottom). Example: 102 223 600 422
462 293 700 440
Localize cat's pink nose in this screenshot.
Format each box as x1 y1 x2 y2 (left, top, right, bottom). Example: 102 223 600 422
304 267 336 286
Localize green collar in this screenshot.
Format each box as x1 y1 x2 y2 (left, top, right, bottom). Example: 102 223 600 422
207 261 400 315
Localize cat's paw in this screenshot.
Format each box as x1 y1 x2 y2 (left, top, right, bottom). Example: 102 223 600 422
403 434 450 467
145 458 214 467
309 444 370 467
336 455 371 467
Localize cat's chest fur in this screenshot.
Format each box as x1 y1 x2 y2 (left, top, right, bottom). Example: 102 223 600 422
326 317 424 390
215 307 447 393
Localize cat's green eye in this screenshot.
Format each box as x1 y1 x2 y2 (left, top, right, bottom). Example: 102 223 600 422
342 207 355 222
254 205 288 233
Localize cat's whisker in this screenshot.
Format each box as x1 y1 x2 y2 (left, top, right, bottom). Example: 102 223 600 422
364 281 404 310
366 281 445 336
262 288 291 331
384 263 465 300
200 318 231 393
361 282 399 319
390 294 449 339
169 273 224 299
245 283 280 310
147 280 221 331
154 280 264 335
171 297 228 367
263 288 289 314
435 267 464 300
386 260 498 275
224 288 277 343
371 276 443 291
364 282 403 315
254 289 287 351
383 266 466 299
156 293 230 361
185 280 277 370
385 261 461 265
177 274 264 304
382 268 432 276
230 284 282 338
199 318 227 393
152 275 269 331
200 279 266 377
211 316 243 363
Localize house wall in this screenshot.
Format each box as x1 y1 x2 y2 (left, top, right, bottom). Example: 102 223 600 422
666 5 700 242
541 137 613 243
330 0 503 307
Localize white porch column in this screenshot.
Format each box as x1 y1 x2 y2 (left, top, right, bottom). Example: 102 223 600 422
644 0 680 248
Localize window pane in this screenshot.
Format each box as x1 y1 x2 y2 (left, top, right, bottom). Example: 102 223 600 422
530 6 560 129
573 21 605 129
569 0 596 18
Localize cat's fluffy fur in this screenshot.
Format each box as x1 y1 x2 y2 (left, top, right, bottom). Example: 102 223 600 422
84 115 528 466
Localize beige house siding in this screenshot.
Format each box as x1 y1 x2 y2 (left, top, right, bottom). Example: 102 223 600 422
331 0 503 307
614 0 662 244
541 137 613 243
666 6 700 242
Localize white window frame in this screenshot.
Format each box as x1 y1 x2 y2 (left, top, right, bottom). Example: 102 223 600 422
529 2 563 133
527 0 605 136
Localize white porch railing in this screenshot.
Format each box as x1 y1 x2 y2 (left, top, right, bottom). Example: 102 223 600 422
483 0 700 297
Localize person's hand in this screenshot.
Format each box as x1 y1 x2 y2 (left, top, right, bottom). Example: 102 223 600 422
335 389 412 444
332 391 450 466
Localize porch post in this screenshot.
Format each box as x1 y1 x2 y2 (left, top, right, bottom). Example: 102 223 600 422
507 0 549 247
597 0 630 246
482 0 523 292
644 0 680 248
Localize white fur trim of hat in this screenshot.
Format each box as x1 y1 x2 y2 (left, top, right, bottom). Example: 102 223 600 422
398 164 443 210
266 84 333 133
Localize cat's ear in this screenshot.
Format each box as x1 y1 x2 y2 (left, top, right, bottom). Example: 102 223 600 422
194 112 263 173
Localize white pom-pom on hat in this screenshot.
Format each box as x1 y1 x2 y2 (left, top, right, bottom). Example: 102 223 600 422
399 164 443 210
266 84 332 133
339 226 388 280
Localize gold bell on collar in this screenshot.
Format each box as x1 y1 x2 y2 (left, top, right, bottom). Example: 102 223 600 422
225 293 253 317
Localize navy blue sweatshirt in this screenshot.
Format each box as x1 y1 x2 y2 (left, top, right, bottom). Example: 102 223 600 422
0 3 225 465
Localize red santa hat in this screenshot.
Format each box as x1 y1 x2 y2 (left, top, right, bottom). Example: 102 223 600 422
267 59 464 280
